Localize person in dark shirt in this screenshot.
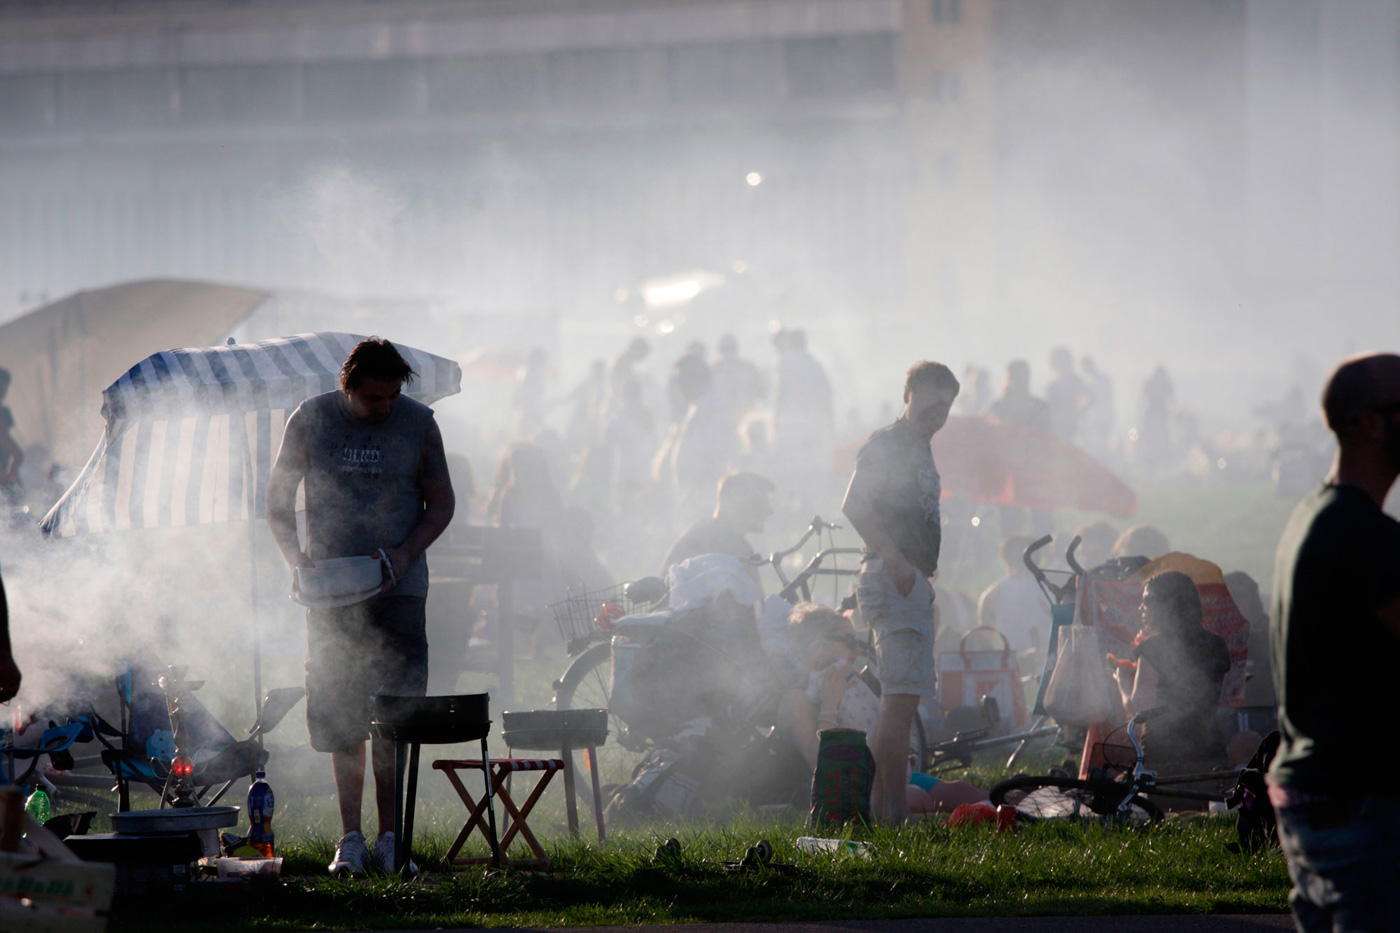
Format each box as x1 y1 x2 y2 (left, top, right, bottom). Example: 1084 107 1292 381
1270 352 1400 931
0 368 23 503
842 360 959 823
0 570 21 705
1115 571 1231 788
659 471 775 585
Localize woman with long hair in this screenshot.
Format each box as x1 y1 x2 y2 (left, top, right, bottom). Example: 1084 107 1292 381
1114 570 1232 805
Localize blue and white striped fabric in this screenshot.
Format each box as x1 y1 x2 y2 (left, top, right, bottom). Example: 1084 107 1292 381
41 333 461 537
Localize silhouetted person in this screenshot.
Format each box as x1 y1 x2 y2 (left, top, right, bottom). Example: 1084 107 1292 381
1270 352 1400 930
668 354 739 519
488 442 568 658
1224 570 1274 713
605 376 655 513
711 333 766 420
977 534 1051 663
0 368 23 504
0 571 21 704
514 347 549 439
1081 355 1116 456
955 365 992 417
605 337 650 422
842 361 959 823
666 340 708 426
1045 346 1087 443
266 337 455 877
1070 519 1119 571
659 471 775 586
1110 523 1170 562
773 329 835 510
987 360 1050 431
1139 364 1175 474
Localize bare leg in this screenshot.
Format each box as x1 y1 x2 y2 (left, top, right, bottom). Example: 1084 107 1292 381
776 687 819 769
872 692 919 823
927 780 989 812
332 743 367 835
371 736 397 838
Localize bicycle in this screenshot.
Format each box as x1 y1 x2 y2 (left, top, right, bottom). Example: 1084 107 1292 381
549 516 924 801
988 707 1239 823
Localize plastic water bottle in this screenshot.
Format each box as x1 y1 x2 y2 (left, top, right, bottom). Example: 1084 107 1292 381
246 771 275 858
795 836 871 857
24 786 51 824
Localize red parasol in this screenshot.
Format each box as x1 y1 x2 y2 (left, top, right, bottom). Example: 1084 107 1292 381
832 415 1137 517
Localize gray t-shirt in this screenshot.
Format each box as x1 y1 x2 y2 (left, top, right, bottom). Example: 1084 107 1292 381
280 391 436 598
847 418 942 577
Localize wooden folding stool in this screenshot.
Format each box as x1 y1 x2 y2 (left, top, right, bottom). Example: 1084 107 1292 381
433 757 564 868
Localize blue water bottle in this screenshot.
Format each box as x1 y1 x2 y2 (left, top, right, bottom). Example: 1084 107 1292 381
246 771 275 857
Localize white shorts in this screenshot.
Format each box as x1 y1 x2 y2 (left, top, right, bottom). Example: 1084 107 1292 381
855 558 935 698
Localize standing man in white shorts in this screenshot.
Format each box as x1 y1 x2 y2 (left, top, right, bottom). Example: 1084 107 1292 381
842 361 959 823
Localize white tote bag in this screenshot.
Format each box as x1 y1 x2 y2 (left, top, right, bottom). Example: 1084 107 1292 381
1041 623 1114 726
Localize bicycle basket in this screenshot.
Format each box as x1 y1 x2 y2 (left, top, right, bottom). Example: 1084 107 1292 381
550 582 644 654
1090 741 1137 776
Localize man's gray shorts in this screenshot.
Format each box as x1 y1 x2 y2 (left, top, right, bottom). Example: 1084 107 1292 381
305 595 428 753
855 557 935 698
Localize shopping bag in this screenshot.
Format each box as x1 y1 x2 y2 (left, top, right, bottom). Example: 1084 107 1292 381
1041 623 1114 725
937 627 1029 727
810 728 875 827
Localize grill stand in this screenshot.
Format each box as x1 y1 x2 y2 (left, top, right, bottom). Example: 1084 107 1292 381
391 732 501 875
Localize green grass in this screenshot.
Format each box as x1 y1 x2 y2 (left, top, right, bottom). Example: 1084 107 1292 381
108 815 1289 931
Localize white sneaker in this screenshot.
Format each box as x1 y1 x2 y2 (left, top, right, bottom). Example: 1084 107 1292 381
329 830 368 877
371 831 418 875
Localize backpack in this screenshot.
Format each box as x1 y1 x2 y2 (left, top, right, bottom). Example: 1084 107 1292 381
1224 730 1281 855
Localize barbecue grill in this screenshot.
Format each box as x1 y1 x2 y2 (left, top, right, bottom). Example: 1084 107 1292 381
371 692 497 872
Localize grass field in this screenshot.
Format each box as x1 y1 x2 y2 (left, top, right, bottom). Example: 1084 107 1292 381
108 814 1290 932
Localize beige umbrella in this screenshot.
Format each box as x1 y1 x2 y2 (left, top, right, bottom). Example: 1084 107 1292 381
0 279 268 467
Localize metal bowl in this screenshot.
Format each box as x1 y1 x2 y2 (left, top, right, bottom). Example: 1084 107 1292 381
293 556 384 608
370 693 491 744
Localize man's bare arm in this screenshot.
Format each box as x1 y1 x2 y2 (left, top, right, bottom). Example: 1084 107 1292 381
383 421 456 584
265 430 312 570
841 475 917 596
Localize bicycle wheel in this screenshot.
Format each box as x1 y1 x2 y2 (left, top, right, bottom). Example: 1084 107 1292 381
552 643 651 796
990 774 1163 823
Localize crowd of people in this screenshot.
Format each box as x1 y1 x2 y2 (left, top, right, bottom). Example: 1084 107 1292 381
3 326 1397 929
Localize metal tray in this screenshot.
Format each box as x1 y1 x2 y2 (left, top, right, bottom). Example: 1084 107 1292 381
111 805 240 834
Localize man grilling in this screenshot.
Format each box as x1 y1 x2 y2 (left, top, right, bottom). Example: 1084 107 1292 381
267 337 455 876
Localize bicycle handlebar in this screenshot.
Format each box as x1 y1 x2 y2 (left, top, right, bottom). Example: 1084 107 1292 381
1065 535 1086 576
1023 534 1053 578
768 516 846 581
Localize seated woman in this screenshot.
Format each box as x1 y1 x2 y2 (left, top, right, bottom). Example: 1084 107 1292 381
784 603 986 815
1113 570 1232 807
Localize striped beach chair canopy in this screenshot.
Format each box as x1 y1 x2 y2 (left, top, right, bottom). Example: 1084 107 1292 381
41 333 462 537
